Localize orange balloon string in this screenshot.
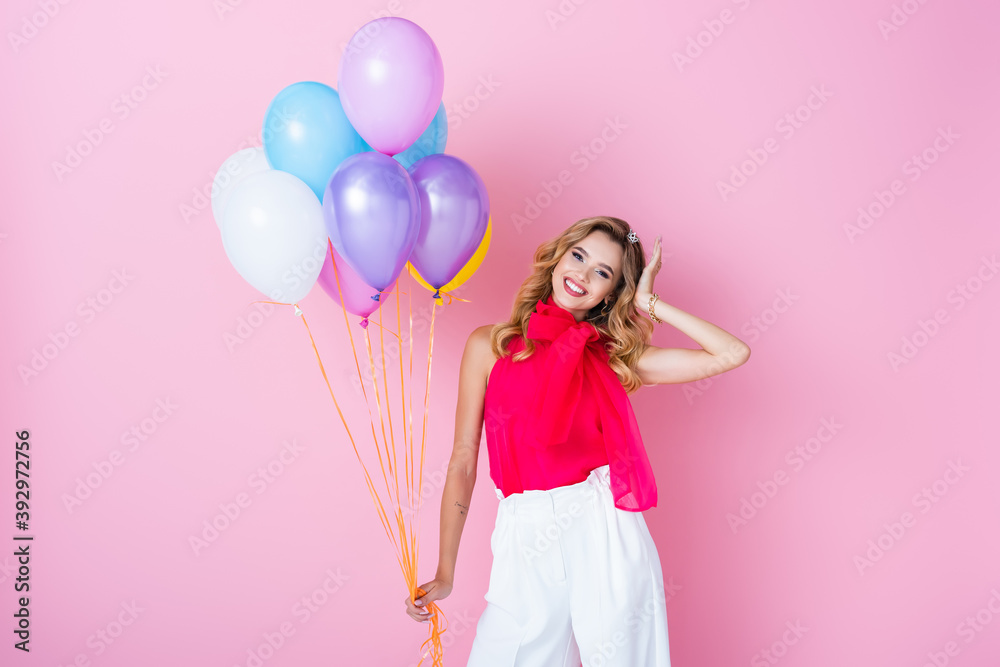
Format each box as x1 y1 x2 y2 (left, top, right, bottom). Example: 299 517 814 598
418 297 437 553
375 291 405 544
250 260 450 666
320 255 397 520
329 253 407 537
245 299 409 572
404 274 418 582
362 325 396 483
330 243 449 664
390 277 416 590
289 303 403 565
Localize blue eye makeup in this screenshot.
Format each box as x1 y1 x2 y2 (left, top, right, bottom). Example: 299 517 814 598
571 251 610 279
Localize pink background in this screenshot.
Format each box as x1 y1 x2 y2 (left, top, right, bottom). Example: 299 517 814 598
3 0 999 665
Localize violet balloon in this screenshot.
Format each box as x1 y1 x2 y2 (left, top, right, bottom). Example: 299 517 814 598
322 151 421 295
407 154 490 296
316 242 384 328
337 18 444 156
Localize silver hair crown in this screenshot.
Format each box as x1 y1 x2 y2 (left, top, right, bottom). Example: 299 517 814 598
627 229 639 243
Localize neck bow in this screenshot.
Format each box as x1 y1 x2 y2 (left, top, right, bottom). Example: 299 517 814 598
523 294 658 511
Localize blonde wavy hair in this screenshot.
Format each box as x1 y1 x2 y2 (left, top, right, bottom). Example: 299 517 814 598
490 216 654 394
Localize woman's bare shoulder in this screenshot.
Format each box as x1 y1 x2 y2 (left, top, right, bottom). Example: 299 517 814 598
469 324 499 361
471 323 496 337
464 325 500 389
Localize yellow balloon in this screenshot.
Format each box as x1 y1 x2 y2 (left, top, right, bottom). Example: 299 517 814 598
407 217 491 298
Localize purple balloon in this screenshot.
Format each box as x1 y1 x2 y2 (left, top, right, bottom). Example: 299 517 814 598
337 18 444 156
407 154 490 295
322 151 421 294
317 242 385 328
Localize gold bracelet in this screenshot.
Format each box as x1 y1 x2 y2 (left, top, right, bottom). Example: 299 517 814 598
647 293 663 324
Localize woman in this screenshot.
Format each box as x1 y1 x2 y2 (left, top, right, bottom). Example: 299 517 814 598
403 216 750 666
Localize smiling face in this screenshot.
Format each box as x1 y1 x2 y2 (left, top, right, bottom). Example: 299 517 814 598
550 230 624 322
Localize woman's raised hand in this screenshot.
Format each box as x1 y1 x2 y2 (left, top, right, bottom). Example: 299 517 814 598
403 578 453 623
634 234 663 305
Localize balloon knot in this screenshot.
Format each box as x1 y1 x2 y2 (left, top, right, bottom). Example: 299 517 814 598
371 292 381 302
431 289 441 300
293 304 303 317
360 317 369 329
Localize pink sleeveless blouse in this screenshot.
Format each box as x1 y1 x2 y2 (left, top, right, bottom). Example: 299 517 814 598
484 333 610 496
482 295 658 512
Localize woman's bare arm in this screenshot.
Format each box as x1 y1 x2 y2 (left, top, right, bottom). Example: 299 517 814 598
435 324 492 582
631 235 750 385
405 324 493 621
633 295 751 385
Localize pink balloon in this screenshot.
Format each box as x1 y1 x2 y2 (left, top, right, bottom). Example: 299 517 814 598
337 18 444 156
317 242 388 328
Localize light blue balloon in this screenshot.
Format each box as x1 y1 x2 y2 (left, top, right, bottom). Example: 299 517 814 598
262 81 367 200
392 102 448 170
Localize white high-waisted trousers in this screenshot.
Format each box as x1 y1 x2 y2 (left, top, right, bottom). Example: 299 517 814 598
466 464 672 667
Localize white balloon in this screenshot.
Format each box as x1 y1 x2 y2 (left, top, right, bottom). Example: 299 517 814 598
211 146 271 228
220 170 328 305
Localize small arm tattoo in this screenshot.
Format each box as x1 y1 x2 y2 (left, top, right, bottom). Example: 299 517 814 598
454 501 468 515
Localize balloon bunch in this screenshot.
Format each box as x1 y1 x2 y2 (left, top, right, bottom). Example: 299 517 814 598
214 19 490 325
212 17 489 666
